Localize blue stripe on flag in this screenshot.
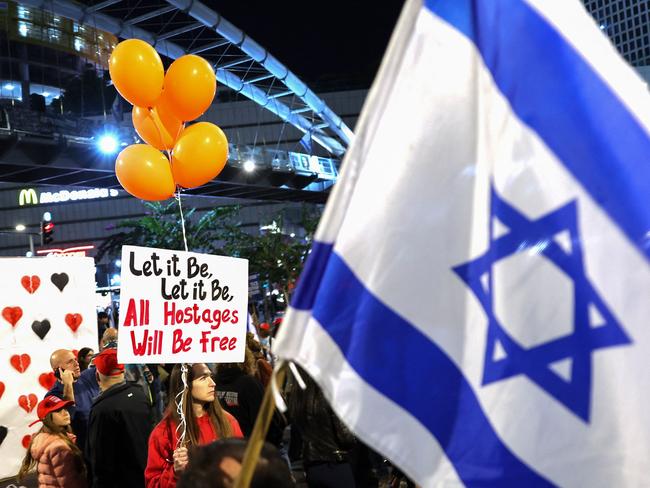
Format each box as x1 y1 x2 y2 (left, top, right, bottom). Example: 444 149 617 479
293 242 554 487
425 0 650 259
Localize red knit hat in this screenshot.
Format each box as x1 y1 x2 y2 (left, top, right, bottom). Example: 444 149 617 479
259 322 270 331
29 395 73 427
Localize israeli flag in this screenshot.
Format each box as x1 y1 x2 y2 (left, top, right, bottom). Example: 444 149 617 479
274 0 650 486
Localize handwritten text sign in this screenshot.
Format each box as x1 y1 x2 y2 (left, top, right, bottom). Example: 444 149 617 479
117 246 248 364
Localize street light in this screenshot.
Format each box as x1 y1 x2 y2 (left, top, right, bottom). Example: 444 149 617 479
98 134 119 155
3 224 36 255
243 160 256 172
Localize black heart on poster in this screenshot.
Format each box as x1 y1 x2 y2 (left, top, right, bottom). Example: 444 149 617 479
31 319 51 340
51 273 69 292
0 426 7 446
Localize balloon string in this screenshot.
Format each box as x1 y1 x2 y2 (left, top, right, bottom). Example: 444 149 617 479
176 190 189 253
148 108 186 250
175 363 189 448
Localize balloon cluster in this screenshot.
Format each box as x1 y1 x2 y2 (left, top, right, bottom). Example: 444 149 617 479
108 39 228 201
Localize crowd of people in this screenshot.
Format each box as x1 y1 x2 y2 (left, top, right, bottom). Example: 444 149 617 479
14 314 411 488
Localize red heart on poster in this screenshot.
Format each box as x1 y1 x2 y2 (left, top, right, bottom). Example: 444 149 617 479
65 314 83 332
18 394 37 413
10 354 31 373
20 275 41 294
22 434 32 449
0 382 4 400
38 372 56 390
2 307 23 327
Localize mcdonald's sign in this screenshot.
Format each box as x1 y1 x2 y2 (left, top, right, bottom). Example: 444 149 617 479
18 188 38 206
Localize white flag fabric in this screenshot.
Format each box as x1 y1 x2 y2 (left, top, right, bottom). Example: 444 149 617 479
274 0 650 486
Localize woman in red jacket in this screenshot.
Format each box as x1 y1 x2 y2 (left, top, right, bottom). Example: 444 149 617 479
145 363 243 488
17 395 87 488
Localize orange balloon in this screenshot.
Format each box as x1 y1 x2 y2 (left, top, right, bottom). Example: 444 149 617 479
115 144 175 201
163 55 216 121
109 39 164 107
171 122 228 189
132 96 184 151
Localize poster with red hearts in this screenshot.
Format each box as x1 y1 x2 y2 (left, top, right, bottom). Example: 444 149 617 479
0 257 97 480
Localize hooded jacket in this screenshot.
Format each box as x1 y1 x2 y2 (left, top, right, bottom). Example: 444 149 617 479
29 431 87 488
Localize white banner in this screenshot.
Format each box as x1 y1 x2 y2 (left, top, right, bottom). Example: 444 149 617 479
0 257 97 480
117 246 248 364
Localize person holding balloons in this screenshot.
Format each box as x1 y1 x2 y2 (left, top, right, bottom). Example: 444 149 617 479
109 39 230 201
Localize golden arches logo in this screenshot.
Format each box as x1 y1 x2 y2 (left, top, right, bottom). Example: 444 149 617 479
18 188 38 206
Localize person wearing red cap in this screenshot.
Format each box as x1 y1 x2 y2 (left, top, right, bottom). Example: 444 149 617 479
257 322 276 363
145 363 243 488
17 395 87 487
45 349 99 453
86 348 153 488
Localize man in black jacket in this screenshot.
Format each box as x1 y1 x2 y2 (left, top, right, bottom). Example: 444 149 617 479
86 348 153 488
215 362 285 446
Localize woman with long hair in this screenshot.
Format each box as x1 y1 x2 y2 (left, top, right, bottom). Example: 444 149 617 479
145 363 243 488
77 347 94 372
17 395 87 488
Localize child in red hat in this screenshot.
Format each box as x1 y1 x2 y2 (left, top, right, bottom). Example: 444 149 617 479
17 395 87 487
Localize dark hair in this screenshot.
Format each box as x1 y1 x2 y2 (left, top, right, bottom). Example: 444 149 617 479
178 438 293 488
97 311 109 319
77 347 93 362
165 363 233 446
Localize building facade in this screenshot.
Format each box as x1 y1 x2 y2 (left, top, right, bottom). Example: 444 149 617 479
584 0 650 66
0 89 367 287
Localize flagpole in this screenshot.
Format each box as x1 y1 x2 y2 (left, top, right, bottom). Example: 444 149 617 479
233 363 287 488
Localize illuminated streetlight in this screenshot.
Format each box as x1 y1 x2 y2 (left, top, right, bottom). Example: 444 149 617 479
98 134 119 155
15 224 26 231
243 160 256 172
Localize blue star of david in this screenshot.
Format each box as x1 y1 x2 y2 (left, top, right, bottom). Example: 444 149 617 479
452 186 632 422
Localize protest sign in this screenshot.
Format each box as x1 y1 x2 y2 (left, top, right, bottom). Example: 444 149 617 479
117 246 248 363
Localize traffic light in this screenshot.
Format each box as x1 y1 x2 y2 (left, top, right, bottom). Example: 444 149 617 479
41 221 54 245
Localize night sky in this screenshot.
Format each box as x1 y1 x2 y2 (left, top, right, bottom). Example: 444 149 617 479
211 1 407 89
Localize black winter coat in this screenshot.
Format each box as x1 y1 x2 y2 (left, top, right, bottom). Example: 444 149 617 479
216 367 285 446
287 375 356 465
86 381 154 488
